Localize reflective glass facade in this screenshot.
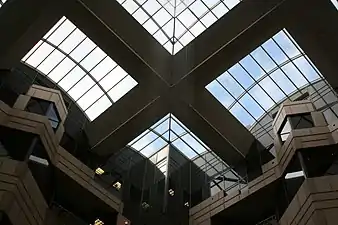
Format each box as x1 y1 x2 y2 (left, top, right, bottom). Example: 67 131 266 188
117 0 240 54
206 29 338 147
22 17 138 121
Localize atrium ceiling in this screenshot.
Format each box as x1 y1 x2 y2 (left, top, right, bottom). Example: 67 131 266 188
0 0 337 170
117 0 241 54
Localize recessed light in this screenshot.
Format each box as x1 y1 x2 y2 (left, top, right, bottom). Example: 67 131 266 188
169 189 174 196
285 171 304 179
95 167 105 175
93 219 104 225
113 181 122 190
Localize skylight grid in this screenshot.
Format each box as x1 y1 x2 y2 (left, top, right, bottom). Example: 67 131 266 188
22 17 138 121
206 29 331 146
0 0 7 7
127 113 238 181
117 0 240 54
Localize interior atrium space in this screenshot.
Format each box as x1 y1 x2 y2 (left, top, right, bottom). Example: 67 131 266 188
0 0 337 225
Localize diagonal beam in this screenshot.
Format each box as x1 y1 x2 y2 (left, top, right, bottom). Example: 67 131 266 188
0 0 62 69
64 0 167 87
89 92 169 156
86 84 162 148
172 76 255 159
171 99 245 167
286 0 338 90
172 0 285 85
74 0 173 85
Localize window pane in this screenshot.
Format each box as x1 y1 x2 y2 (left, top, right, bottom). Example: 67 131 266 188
273 31 300 58
68 76 95 100
48 57 76 83
249 85 274 110
239 94 264 119
206 81 235 108
251 47 276 73
217 72 244 98
259 76 285 103
230 103 255 127
108 76 137 101
229 64 254 89
77 85 104 110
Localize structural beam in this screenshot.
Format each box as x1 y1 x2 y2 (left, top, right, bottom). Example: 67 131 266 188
78 0 172 85
0 0 62 69
171 99 245 166
286 0 338 90
172 0 285 85
64 0 168 87
86 84 162 148
90 94 169 155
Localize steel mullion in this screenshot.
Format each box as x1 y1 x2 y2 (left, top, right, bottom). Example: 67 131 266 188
171 128 227 177
135 0 176 44
225 70 270 122
283 32 338 118
34 27 78 72
24 17 67 62
170 117 234 176
128 115 170 146
273 31 338 119
215 79 257 127
43 40 115 105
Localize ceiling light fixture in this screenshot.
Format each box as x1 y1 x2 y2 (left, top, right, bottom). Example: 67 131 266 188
169 188 175 196
285 171 304 179
95 167 105 175
113 181 122 190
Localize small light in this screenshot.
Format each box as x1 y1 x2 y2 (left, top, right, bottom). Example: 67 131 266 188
169 189 174 196
184 202 189 207
94 219 104 225
95 167 105 175
113 181 122 190
141 202 150 210
285 171 304 179
124 221 129 225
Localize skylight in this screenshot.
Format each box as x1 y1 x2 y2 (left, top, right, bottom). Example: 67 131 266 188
22 17 138 121
0 0 7 7
117 0 240 54
127 113 242 192
128 113 209 159
206 29 338 147
331 0 338 9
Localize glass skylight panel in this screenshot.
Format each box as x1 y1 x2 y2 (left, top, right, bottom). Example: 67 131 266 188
127 113 240 187
117 0 241 54
22 17 137 121
128 113 208 159
331 0 338 9
206 29 323 144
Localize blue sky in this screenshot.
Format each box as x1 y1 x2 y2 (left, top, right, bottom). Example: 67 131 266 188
206 29 321 129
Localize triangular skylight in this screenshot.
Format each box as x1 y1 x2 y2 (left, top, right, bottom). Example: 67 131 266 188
117 0 240 54
206 29 338 148
22 17 138 121
127 113 242 189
